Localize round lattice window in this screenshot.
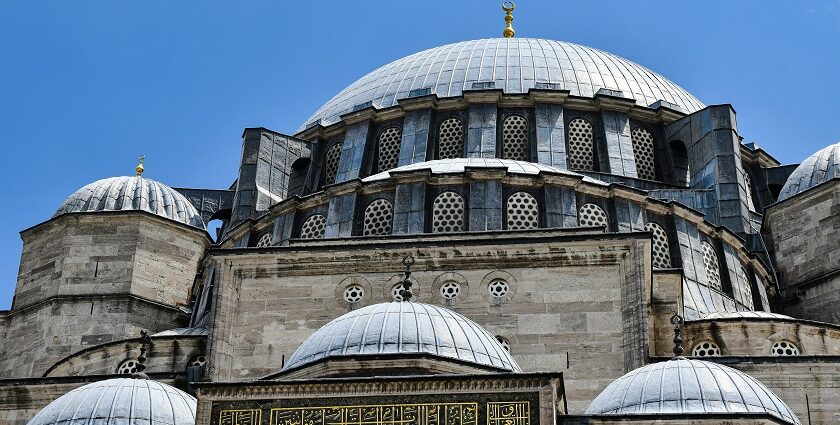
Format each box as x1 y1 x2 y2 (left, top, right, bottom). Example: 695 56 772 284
392 283 410 301
578 203 609 228
432 191 465 233
692 341 721 357
487 279 510 298
737 267 754 308
300 214 326 239
502 115 529 161
495 336 511 352
188 355 207 369
438 118 464 159
701 241 722 290
255 233 272 247
439 281 461 300
116 359 139 375
645 222 672 269
567 118 594 171
631 127 656 180
771 340 800 356
324 143 342 185
363 198 393 236
506 191 539 230
343 284 365 304
377 127 402 173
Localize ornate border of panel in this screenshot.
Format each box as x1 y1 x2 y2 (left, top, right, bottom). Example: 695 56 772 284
195 373 565 425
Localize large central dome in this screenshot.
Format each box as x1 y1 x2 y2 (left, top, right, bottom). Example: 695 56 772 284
302 38 703 130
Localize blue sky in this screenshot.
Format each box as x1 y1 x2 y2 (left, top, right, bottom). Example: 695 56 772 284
1 1 839 309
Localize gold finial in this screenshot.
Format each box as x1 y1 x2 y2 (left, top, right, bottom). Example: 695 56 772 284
135 155 145 177
502 2 515 38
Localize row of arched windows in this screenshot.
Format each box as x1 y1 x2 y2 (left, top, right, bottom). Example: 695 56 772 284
321 116 661 186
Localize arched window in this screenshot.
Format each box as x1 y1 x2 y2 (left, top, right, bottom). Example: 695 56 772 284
631 127 656 180
736 266 754 309
432 191 465 233
288 157 310 197
501 115 529 161
578 203 608 228
362 198 393 236
743 171 756 211
645 222 672 268
377 126 402 173
324 143 342 185
506 191 539 230
770 340 800 356
692 341 721 357
300 214 327 239
669 140 689 186
701 241 722 290
438 117 464 159
567 118 595 171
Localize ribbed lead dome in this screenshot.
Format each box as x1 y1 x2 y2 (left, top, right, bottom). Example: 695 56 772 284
778 142 840 201
55 176 203 228
585 358 800 424
27 378 196 425
302 38 703 130
283 302 521 372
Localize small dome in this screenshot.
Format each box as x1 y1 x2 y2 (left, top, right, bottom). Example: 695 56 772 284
585 358 800 424
778 142 840 201
27 378 196 425
363 158 607 186
283 302 520 372
301 38 703 130
55 176 204 228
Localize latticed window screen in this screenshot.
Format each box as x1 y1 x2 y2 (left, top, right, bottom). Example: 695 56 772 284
377 127 402 173
567 118 595 171
701 241 722 290
631 127 656 180
645 222 672 269
578 203 609 228
506 191 539 230
300 214 326 239
255 233 272 247
116 359 139 375
744 171 755 211
771 340 799 356
432 191 465 233
438 118 464 159
501 115 529 161
737 266 754 308
324 143 342 185
692 341 721 357
362 198 393 236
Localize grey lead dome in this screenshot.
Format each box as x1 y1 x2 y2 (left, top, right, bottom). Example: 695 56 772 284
302 38 704 130
778 141 840 202
585 357 800 424
55 176 204 228
27 378 196 425
282 302 521 372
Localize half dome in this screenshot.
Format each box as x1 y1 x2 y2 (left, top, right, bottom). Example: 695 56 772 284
301 38 703 130
282 302 520 372
27 378 196 425
778 142 840 201
585 357 800 424
55 176 204 228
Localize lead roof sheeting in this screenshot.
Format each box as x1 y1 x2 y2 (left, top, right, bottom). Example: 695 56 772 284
301 38 703 131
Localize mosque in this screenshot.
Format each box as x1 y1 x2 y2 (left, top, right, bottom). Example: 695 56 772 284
2 4 840 425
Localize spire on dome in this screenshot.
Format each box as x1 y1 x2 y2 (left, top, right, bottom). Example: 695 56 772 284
502 2 515 38
136 155 145 177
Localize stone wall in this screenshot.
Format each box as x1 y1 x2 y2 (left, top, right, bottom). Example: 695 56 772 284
203 229 650 414
0 213 208 378
765 181 840 324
